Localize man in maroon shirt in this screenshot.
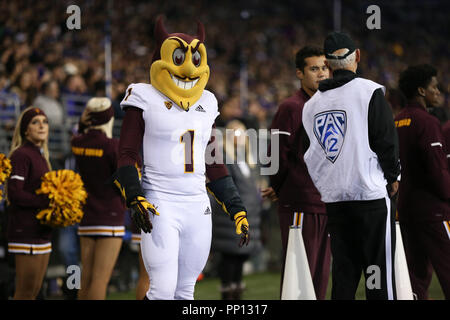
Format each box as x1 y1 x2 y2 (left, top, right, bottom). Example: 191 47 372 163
396 64 450 299
262 46 331 299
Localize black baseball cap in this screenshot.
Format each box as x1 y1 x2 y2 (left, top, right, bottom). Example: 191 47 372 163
324 32 356 60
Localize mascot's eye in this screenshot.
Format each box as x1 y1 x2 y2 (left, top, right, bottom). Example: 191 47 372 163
192 51 201 67
173 48 185 66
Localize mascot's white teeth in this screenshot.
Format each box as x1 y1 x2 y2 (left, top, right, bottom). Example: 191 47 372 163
170 74 199 89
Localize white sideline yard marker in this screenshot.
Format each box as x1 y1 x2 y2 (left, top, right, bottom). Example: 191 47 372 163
281 219 316 300
395 222 414 300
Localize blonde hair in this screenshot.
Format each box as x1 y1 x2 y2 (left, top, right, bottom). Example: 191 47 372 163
6 107 51 203
9 106 52 170
84 97 114 138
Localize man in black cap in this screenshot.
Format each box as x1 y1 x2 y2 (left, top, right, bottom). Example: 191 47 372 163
302 32 400 300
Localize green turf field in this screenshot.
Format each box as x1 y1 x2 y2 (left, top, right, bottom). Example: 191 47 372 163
107 271 445 300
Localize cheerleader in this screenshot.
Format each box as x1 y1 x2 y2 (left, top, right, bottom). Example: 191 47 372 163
71 97 125 299
7 107 52 300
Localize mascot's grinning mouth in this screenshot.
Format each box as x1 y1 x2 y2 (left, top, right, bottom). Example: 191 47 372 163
170 73 199 90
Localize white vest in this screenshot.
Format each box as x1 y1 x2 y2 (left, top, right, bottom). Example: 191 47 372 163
120 83 219 201
302 78 387 203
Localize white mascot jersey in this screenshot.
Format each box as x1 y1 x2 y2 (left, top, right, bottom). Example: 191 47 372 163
120 83 219 201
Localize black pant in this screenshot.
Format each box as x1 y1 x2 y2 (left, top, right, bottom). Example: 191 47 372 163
326 198 396 300
218 253 249 286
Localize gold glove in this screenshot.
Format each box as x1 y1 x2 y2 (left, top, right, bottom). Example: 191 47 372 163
130 196 160 233
234 211 250 247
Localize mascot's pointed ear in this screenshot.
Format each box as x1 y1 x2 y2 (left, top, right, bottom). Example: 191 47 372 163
155 15 169 46
196 20 205 43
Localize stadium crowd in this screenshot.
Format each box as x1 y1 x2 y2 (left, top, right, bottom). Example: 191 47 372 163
0 0 448 299
1 1 448 132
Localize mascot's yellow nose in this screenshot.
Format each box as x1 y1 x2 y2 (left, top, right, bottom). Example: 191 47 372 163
179 59 196 78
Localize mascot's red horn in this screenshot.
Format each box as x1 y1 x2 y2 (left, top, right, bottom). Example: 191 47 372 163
155 16 169 46
154 16 205 48
152 16 206 63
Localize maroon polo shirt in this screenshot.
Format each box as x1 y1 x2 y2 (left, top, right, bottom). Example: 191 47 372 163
269 89 326 213
7 140 51 242
395 102 450 221
71 129 125 226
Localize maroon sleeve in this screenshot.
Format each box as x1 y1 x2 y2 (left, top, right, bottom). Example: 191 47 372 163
443 120 450 168
111 138 120 170
269 101 300 193
118 107 144 167
206 123 229 181
418 118 450 200
7 151 48 208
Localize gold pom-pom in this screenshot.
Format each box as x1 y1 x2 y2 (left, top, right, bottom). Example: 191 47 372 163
36 169 87 227
0 153 12 201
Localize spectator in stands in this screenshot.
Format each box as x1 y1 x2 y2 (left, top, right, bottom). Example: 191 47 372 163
0 68 9 92
33 80 64 127
248 98 269 129
0 68 21 130
216 96 243 128
50 63 68 87
210 120 263 300
62 74 90 117
10 67 38 109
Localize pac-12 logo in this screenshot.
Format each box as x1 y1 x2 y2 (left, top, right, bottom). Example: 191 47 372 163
313 110 347 163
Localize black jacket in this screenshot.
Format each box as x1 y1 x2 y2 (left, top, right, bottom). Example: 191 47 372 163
210 162 262 255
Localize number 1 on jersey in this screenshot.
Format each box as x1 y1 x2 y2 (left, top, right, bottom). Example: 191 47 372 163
124 88 133 101
180 130 195 173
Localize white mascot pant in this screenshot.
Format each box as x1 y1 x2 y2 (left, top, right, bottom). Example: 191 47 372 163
141 196 212 300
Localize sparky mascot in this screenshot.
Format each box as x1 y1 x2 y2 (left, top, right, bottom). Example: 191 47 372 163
113 16 249 300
